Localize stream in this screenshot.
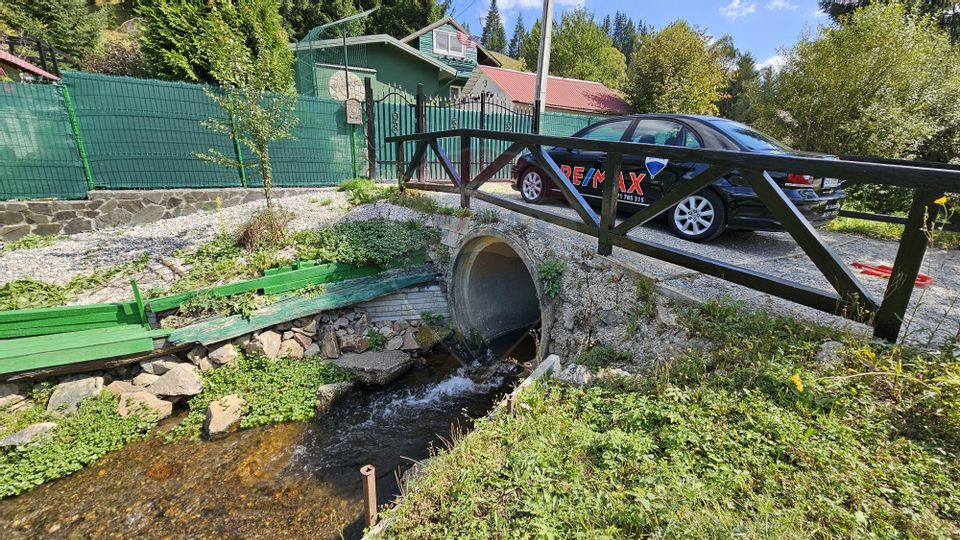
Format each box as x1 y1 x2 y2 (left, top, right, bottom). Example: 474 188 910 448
0 332 535 539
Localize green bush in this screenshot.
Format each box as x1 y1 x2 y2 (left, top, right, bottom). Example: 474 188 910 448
537 258 566 299
291 219 438 268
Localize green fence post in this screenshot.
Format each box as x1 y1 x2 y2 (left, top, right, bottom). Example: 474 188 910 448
229 110 248 187
61 84 95 191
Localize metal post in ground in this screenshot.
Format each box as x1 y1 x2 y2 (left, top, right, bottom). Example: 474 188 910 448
360 464 378 528
364 77 377 179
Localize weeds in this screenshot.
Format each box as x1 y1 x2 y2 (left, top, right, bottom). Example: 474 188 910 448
576 345 631 370
472 208 500 224
366 328 387 351
236 207 293 251
179 290 264 319
2 234 61 253
291 219 438 268
537 258 566 299
338 179 472 217
634 275 657 320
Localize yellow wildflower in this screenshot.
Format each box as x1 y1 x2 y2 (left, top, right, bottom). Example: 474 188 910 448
790 373 804 392
933 196 948 206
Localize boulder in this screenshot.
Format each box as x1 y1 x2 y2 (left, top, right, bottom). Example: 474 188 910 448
292 332 312 349
315 381 356 413
555 363 594 387
0 382 26 409
0 422 56 447
186 346 207 365
321 325 340 359
385 335 403 351
105 380 142 395
246 331 282 359
279 339 305 359
140 356 181 375
301 319 318 335
303 343 321 358
132 373 160 387
203 394 245 439
333 350 413 385
378 327 397 339
47 375 104 414
816 341 845 367
149 364 203 397
207 343 239 366
400 331 419 351
334 317 349 329
118 392 173 420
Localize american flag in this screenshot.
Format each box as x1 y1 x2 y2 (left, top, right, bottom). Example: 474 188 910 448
456 30 478 48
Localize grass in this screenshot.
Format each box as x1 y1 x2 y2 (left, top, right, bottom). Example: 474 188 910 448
169 353 353 440
337 178 472 218
378 301 960 539
0 392 158 498
1 234 61 253
826 216 960 250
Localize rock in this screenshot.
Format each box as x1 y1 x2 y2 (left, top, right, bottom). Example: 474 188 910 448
149 364 203 397
400 331 420 351
118 392 173 420
816 341 845 366
598 309 623 326
279 339 305 359
354 336 371 353
656 303 678 327
304 343 321 357
195 357 215 372
246 331 282 358
379 327 397 339
0 422 56 447
207 343 238 366
292 332 312 349
282 331 295 341
275 322 293 332
315 381 356 413
385 335 403 351
47 375 104 414
105 380 142 395
132 373 160 387
186 346 207 365
393 320 409 332
140 355 181 375
321 325 340 359
301 319 318 335
555 363 594 387
232 334 253 348
203 394 245 439
335 317 349 329
0 382 26 409
333 350 414 385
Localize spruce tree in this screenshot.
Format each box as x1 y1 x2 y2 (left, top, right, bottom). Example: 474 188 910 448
0 0 107 60
508 13 526 58
601 14 612 36
481 0 507 53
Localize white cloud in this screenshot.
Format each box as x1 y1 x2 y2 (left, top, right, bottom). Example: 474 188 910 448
498 0 583 9
765 0 798 10
758 54 786 72
720 0 757 20
809 8 828 18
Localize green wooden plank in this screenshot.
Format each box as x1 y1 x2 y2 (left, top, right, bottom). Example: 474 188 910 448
0 320 141 339
262 265 379 294
0 309 142 331
168 270 437 346
130 278 148 328
0 326 169 356
0 338 156 374
0 302 139 323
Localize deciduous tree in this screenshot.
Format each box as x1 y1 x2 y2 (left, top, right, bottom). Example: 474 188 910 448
522 9 627 89
819 0 960 41
718 51 759 122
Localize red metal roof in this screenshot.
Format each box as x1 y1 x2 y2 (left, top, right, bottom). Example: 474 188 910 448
477 66 631 115
0 50 59 81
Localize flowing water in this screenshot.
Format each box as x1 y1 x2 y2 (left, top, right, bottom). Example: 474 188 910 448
0 332 535 539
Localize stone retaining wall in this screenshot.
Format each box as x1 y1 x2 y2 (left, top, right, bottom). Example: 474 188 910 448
357 284 449 322
0 188 330 241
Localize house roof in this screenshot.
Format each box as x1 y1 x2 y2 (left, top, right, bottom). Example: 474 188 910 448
291 34 460 77
0 49 59 81
400 16 501 67
468 66 632 115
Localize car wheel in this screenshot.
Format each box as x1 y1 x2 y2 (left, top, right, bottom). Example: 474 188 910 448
519 167 547 204
667 190 727 242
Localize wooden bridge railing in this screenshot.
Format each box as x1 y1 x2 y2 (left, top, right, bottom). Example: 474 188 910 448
385 129 960 342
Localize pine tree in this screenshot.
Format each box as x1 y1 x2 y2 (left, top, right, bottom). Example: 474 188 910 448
0 0 107 60
508 13 526 58
611 12 638 61
481 0 507 53
601 14 612 36
279 0 360 40
354 0 449 39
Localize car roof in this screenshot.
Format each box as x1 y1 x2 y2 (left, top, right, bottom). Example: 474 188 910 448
581 113 740 150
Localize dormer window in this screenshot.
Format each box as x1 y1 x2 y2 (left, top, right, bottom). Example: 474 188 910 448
433 29 465 57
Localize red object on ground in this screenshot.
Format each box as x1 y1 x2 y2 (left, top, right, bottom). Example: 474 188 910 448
851 262 933 287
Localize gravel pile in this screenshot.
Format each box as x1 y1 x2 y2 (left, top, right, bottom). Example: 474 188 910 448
0 190 350 299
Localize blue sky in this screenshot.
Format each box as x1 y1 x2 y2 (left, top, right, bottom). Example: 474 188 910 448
450 0 833 69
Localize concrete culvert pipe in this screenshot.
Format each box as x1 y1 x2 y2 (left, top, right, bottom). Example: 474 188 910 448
449 233 541 342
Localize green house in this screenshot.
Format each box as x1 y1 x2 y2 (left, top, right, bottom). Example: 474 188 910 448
292 17 502 100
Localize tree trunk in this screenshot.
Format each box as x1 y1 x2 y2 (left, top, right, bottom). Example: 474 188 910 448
259 143 274 210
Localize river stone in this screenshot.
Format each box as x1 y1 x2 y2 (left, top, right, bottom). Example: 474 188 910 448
118 391 173 420
400 330 419 351
186 346 207 365
315 381 356 413
247 331 282 359
203 394 245 439
555 363 594 387
149 364 202 397
0 382 26 409
132 373 160 387
105 380 142 395
140 356 181 375
385 335 403 351
292 332 312 349
279 339 305 359
47 375 104 414
304 342 321 358
301 319 318 335
333 350 414 385
321 325 340 359
208 343 239 366
0 422 56 447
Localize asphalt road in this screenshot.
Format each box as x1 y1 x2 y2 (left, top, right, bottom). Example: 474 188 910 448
428 183 960 347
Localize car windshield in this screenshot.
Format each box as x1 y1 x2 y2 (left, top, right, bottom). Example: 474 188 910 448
710 119 792 152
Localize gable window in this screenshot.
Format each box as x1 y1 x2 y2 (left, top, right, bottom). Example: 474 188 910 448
433 29 465 57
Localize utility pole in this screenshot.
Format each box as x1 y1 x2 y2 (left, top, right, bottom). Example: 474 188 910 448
533 0 554 133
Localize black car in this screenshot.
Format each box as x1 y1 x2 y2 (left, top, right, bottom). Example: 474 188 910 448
511 114 845 242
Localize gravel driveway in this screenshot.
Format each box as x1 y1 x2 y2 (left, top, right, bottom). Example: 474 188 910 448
445 184 960 347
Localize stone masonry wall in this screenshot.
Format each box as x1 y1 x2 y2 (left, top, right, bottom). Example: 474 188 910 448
357 284 449 322
0 188 329 241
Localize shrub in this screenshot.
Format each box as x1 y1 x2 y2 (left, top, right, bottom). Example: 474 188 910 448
537 258 567 299
236 208 293 251
291 219 438 268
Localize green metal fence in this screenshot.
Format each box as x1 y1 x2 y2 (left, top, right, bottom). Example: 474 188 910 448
0 82 88 199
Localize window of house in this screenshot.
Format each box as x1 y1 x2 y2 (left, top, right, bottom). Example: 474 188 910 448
433 29 465 57
449 86 463 101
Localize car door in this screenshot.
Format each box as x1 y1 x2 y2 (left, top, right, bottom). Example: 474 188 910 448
618 119 704 208
549 118 637 202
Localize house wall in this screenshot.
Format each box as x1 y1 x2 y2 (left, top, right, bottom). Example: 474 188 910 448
415 23 478 73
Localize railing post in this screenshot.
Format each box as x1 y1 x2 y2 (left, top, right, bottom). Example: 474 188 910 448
460 134 471 209
396 141 405 192
415 84 426 181
479 93 486 173
873 188 941 342
364 77 377 180
532 99 542 134
598 152 621 255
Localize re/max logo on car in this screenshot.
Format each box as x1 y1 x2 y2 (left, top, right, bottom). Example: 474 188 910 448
558 165 646 195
